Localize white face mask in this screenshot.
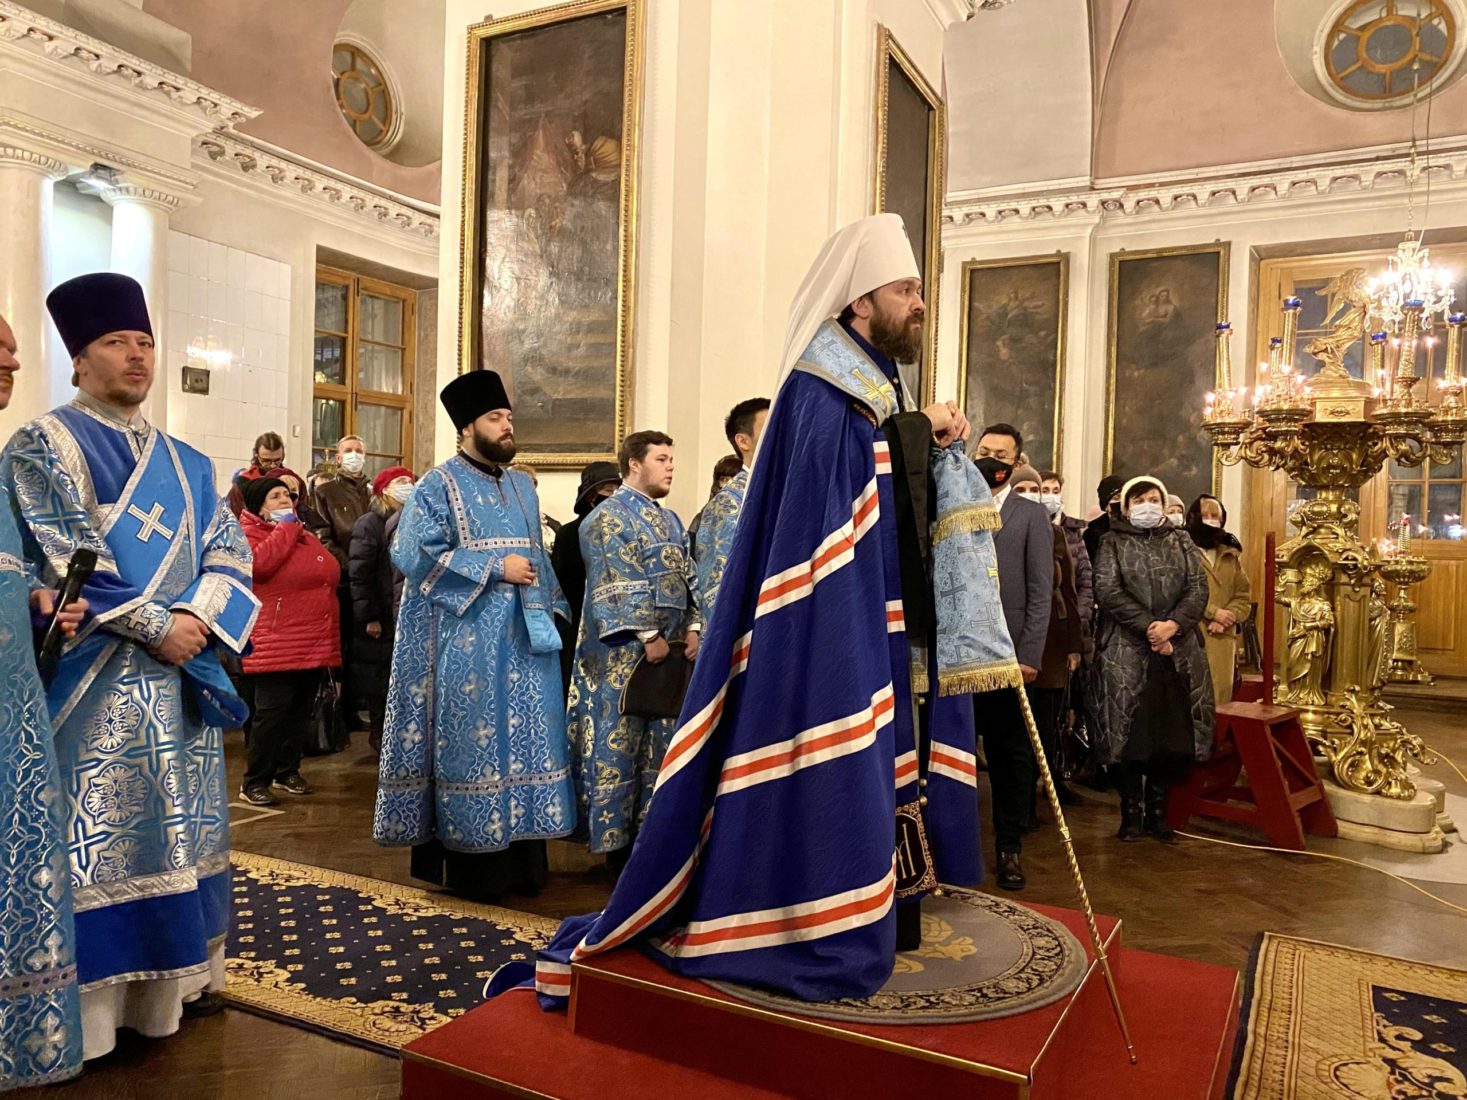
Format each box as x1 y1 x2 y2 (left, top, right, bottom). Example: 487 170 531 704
387 482 414 504
1040 492 1064 518
340 451 366 474
1167 512 1185 526
268 507 295 523
1202 518 1223 528
1129 502 1166 529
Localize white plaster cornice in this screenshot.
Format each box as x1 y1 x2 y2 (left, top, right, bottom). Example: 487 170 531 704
0 1 258 129
195 131 439 246
944 140 1467 228
922 0 976 27
0 142 65 177
0 112 199 193
102 183 181 212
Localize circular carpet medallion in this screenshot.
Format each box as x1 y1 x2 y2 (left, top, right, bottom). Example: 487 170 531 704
708 887 1086 1024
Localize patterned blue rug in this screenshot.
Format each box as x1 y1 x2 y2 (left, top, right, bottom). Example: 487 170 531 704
225 852 556 1052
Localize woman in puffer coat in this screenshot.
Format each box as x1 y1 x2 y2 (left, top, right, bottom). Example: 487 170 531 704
1092 475 1214 844
348 465 414 752
239 476 342 805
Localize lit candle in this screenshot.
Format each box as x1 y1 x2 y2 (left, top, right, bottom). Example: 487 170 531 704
1397 300 1424 384
1369 331 1387 392
1399 515 1413 555
1447 313 1465 386
1214 322 1234 392
1280 297 1302 374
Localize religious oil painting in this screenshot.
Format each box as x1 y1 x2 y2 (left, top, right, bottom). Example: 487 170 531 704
873 25 946 406
460 0 643 467
1106 243 1230 505
959 255 1068 473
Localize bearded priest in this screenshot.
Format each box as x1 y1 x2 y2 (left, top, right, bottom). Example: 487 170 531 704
507 213 1021 1008
2 273 258 1058
374 370 575 900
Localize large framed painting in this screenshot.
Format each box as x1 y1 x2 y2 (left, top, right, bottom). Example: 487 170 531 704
1106 242 1230 505
872 25 945 406
458 0 644 468
958 254 1068 473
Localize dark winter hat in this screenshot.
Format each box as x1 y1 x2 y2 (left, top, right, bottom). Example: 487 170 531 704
574 460 621 515
1096 474 1126 507
47 273 153 359
241 476 287 517
440 370 510 431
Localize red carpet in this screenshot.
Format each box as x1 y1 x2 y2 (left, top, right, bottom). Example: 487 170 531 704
402 904 1239 1100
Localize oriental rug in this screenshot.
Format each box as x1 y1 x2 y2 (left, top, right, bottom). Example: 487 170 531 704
1229 931 1467 1099
708 887 1086 1024
224 852 556 1053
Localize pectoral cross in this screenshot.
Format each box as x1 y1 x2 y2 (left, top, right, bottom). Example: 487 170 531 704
127 501 174 544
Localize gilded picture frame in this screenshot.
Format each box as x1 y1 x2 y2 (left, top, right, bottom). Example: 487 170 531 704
457 0 645 468
957 254 1068 473
1105 242 1230 504
872 25 946 407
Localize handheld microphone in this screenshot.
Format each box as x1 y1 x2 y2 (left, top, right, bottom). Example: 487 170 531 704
36 547 97 682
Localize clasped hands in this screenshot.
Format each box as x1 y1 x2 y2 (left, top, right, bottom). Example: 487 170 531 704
1147 619 1178 656
1206 608 1238 636
644 630 700 664
922 401 971 447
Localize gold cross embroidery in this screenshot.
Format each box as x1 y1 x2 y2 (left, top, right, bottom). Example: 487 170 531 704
851 367 896 417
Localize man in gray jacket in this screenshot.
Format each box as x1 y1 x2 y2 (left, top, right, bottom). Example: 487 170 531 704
970 423 1053 891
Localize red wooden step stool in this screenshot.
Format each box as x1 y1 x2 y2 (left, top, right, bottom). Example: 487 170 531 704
1165 701 1337 850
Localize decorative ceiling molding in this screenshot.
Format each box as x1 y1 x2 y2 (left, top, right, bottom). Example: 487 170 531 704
0 142 65 177
0 1 258 128
196 131 439 244
0 113 200 191
944 142 1467 228
922 0 978 25
103 183 181 212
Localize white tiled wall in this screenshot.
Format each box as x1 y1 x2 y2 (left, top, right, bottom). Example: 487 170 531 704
164 231 292 495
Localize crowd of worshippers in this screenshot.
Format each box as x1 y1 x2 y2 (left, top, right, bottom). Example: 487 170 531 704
0 263 1250 1087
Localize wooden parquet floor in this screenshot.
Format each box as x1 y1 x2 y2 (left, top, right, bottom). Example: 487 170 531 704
21 704 1467 1099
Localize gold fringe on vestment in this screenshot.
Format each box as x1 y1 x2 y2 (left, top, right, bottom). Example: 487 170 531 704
931 504 1002 544
937 662 1023 696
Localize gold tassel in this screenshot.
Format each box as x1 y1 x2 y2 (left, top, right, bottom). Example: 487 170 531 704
937 663 1024 696
910 665 930 695
931 504 1002 544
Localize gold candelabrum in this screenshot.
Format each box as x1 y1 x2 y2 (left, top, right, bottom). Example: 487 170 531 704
1203 299 1466 799
1379 517 1435 686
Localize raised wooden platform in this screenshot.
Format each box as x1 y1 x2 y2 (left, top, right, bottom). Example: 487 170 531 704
401 901 1241 1100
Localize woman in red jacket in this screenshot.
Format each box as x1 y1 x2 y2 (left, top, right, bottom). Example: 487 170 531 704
239 476 342 805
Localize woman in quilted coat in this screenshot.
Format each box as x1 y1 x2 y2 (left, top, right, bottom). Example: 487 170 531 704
1092 476 1214 844
238 476 342 805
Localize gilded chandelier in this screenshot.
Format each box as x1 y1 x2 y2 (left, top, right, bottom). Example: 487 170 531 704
1201 281 1466 800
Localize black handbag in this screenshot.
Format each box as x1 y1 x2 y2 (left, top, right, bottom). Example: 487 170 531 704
305 669 350 755
620 642 694 720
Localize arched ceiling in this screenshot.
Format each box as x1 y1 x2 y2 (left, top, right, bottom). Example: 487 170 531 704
142 0 443 203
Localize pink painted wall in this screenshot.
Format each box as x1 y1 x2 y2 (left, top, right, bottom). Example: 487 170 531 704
1093 0 1467 179
144 0 440 203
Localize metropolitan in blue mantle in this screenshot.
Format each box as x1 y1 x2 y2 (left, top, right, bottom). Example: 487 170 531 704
374 371 574 899
1 274 257 1061
500 215 1015 1009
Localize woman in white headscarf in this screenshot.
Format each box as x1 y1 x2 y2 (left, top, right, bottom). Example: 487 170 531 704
1092 476 1214 845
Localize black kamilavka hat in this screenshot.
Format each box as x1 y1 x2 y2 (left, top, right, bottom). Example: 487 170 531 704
47 273 153 358
440 370 511 431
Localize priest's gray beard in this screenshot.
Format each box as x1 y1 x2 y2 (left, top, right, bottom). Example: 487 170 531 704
868 301 923 365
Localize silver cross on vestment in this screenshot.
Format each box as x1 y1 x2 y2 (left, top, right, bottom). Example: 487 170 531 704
127 501 175 544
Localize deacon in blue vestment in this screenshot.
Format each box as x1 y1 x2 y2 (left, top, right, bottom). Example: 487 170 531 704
506 214 1020 1009
692 397 768 628
0 311 83 1090
567 431 702 864
374 370 575 899
1 274 258 1060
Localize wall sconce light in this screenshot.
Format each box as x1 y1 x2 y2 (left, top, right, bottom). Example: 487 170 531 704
75 162 121 197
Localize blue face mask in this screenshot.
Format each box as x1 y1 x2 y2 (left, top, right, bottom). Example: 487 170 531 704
1129 502 1166 529
268 508 296 523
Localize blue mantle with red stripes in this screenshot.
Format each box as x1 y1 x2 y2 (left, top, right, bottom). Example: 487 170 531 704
497 321 1005 1007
